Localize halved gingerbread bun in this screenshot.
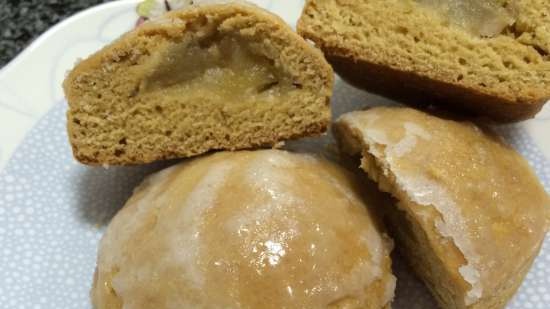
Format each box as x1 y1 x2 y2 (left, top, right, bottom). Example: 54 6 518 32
64 2 333 165
298 0 550 122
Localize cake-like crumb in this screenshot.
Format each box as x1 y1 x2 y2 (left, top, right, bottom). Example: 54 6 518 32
64 2 333 165
298 0 550 121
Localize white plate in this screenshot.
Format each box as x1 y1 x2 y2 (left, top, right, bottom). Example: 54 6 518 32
0 1 549 308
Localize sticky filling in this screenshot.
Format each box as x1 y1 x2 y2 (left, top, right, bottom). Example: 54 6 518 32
139 34 298 103
414 0 517 37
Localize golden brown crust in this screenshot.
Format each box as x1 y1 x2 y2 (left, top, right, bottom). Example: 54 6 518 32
298 0 550 122
325 53 545 122
64 2 333 165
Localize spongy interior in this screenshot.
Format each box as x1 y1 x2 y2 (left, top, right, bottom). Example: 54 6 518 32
299 0 550 98
67 20 328 164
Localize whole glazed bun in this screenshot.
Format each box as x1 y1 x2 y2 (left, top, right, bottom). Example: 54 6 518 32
335 106 550 309
92 150 396 309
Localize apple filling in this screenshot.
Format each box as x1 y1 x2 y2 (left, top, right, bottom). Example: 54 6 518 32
139 35 297 104
415 0 517 37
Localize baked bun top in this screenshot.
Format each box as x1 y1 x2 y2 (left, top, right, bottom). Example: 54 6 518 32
92 150 395 309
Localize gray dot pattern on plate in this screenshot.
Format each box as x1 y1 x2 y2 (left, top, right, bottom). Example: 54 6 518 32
0 82 549 308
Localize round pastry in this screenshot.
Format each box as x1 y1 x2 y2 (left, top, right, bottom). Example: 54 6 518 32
92 150 396 309
63 2 333 165
335 106 550 309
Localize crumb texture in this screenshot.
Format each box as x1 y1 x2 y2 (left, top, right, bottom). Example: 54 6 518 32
92 150 395 309
298 0 550 121
335 106 550 309
64 3 333 165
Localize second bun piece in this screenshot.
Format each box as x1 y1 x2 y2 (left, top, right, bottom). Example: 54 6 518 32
92 150 396 309
298 0 550 122
334 106 550 309
64 2 333 165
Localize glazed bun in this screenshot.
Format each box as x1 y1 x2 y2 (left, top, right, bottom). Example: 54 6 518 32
92 150 395 309
335 106 550 309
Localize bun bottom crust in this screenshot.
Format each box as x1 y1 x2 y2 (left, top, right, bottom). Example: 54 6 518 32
326 54 545 123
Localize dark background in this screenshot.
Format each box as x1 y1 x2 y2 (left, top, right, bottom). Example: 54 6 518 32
1 0 111 66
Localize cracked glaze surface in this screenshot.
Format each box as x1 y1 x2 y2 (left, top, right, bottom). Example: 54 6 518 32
337 107 550 305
